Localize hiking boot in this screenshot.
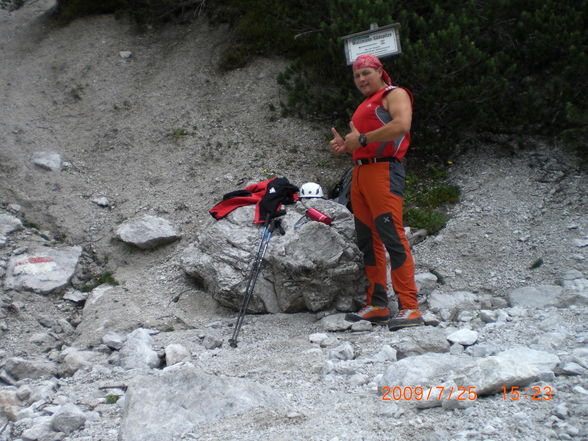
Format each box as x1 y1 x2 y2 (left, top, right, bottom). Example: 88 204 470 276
388 309 424 331
345 305 390 324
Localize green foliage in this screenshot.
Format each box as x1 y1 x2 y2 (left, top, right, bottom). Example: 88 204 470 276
529 258 544 269
168 128 189 141
105 395 119 404
21 217 41 230
561 103 588 164
52 0 123 24
68 85 84 101
411 185 460 209
429 268 445 285
52 0 206 25
403 164 460 233
80 272 120 292
405 207 447 234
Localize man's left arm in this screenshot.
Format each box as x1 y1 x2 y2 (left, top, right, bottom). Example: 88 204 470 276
344 88 412 151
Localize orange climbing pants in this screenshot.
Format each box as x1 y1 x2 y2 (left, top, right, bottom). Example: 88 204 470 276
351 160 418 310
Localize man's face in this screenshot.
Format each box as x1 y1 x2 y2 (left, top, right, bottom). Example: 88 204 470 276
353 67 382 96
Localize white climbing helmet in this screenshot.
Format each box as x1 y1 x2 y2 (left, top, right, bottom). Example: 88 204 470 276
299 182 324 198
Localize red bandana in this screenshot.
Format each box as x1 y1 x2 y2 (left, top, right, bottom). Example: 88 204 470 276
352 54 392 85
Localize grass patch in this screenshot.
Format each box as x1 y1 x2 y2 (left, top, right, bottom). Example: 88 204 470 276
167 128 189 141
68 85 84 101
80 271 120 292
105 395 119 404
22 217 41 230
405 208 448 234
218 45 250 71
417 185 461 208
429 269 446 285
404 165 461 234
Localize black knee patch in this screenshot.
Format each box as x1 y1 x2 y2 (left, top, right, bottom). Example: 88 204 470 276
354 217 376 266
371 283 388 307
375 213 406 269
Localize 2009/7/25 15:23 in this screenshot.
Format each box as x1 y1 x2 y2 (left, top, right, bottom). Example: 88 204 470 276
502 386 553 400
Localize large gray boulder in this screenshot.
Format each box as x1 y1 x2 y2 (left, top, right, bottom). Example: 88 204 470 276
181 199 366 313
73 284 144 348
1 357 58 382
507 285 565 308
116 215 180 249
4 246 82 294
119 365 285 441
453 356 540 396
427 290 480 320
378 352 469 390
392 326 451 359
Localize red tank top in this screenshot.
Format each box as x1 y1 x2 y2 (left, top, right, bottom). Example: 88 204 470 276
351 85 413 161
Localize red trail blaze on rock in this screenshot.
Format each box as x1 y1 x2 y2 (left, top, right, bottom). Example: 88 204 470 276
15 256 55 266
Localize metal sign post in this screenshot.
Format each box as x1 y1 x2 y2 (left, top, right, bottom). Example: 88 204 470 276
341 23 402 65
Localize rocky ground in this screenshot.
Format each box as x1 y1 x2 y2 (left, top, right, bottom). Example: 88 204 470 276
1 1 587 441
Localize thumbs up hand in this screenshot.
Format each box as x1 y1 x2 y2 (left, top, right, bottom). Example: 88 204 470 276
329 127 347 155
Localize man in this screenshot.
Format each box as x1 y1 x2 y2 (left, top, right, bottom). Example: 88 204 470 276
329 54 423 331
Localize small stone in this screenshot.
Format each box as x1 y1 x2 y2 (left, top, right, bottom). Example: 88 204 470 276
320 314 352 332
415 272 438 296
0 214 23 237
351 320 372 332
309 333 329 345
328 342 354 361
32 152 62 171
63 289 88 303
449 343 464 354
119 51 133 59
559 362 586 376
371 345 397 362
573 238 588 248
422 311 440 326
479 310 497 323
319 336 340 348
50 403 86 433
102 332 125 350
553 404 568 419
202 335 223 350
286 411 303 419
565 424 580 436
165 344 190 366
457 310 474 322
468 343 496 358
447 329 478 346
91 196 110 207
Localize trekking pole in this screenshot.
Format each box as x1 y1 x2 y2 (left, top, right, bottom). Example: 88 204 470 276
229 215 281 348
229 215 270 347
